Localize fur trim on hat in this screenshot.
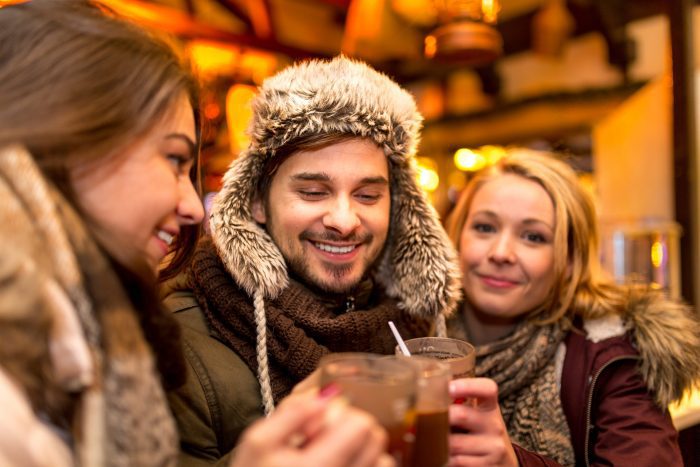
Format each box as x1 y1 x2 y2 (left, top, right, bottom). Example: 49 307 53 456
210 56 461 319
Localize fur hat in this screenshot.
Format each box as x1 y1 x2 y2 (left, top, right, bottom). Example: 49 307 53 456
210 56 462 413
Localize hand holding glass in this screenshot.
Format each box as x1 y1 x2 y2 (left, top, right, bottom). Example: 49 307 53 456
318 353 416 467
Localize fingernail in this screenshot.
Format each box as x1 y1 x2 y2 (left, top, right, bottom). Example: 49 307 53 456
319 382 342 400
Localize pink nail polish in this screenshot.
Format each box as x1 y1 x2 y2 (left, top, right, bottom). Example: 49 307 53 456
319 382 342 400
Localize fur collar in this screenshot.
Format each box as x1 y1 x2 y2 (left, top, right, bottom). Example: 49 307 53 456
622 291 700 406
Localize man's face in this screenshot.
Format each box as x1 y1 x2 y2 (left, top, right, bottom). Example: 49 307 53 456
252 138 391 294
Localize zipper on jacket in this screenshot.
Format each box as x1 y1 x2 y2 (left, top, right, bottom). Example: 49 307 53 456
583 355 640 466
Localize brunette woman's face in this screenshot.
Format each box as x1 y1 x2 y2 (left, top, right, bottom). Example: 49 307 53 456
71 93 204 273
459 174 557 322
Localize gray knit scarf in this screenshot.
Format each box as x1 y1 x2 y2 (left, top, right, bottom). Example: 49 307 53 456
449 315 575 465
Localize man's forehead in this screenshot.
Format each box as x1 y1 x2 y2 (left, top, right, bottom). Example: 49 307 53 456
277 140 389 179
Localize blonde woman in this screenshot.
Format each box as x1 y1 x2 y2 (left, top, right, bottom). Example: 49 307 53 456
445 149 700 466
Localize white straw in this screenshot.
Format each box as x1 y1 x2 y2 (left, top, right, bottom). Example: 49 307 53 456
388 321 411 356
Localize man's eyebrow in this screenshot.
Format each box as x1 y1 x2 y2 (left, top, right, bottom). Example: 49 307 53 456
290 172 330 182
358 176 389 186
290 173 389 185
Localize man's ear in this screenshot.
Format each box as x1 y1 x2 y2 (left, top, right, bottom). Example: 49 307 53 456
251 197 266 224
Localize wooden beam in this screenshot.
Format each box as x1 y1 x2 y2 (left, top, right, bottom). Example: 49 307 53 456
420 86 640 151
214 0 254 30
667 0 699 306
101 0 323 59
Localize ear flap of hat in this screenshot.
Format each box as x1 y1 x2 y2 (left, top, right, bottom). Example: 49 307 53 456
376 156 462 319
210 151 288 300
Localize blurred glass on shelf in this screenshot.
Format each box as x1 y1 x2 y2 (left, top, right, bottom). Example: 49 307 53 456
599 221 682 298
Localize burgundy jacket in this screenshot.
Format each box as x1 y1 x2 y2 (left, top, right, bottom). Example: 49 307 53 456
514 327 683 466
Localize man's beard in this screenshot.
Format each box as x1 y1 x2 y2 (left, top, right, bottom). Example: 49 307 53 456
263 201 387 295
286 248 366 295
287 229 385 295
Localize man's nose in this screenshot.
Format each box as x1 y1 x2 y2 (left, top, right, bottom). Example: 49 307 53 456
322 196 361 235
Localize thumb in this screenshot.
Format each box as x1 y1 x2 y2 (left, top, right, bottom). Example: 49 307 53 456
449 377 500 411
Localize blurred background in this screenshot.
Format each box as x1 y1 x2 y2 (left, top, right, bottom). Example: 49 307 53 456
5 0 699 307
1 0 699 458
92 0 700 312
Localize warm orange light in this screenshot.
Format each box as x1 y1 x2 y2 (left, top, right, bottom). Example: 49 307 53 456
417 157 440 192
187 40 239 76
424 35 437 59
239 51 278 85
391 0 438 27
448 170 466 190
100 0 189 31
0 0 28 7
99 0 227 38
226 84 257 153
454 148 486 171
479 144 506 164
203 101 221 120
482 0 500 23
651 241 664 269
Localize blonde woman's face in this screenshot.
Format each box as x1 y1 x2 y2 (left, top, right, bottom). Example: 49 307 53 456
71 93 204 273
459 174 557 321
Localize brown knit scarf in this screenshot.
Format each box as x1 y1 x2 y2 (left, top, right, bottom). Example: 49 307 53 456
449 315 575 465
189 239 432 403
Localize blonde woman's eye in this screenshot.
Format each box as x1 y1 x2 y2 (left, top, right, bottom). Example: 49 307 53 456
473 223 495 233
524 232 547 243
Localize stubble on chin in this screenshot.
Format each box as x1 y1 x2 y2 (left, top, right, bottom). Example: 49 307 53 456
287 255 362 295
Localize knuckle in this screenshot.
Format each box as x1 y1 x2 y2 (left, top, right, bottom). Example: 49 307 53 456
240 423 266 449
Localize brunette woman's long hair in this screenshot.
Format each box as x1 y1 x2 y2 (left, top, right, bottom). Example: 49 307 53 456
0 0 203 389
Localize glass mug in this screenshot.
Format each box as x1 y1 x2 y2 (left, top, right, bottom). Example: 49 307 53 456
396 336 476 407
396 337 476 379
398 356 451 467
318 353 417 467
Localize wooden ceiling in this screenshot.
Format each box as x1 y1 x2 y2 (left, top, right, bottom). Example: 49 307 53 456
107 0 672 85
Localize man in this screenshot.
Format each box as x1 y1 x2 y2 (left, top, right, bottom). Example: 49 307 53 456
164 56 461 465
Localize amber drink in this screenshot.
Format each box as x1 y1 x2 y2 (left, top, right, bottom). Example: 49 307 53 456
319 353 417 467
397 356 451 467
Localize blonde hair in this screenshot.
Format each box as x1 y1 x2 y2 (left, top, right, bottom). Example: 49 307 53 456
445 149 627 324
